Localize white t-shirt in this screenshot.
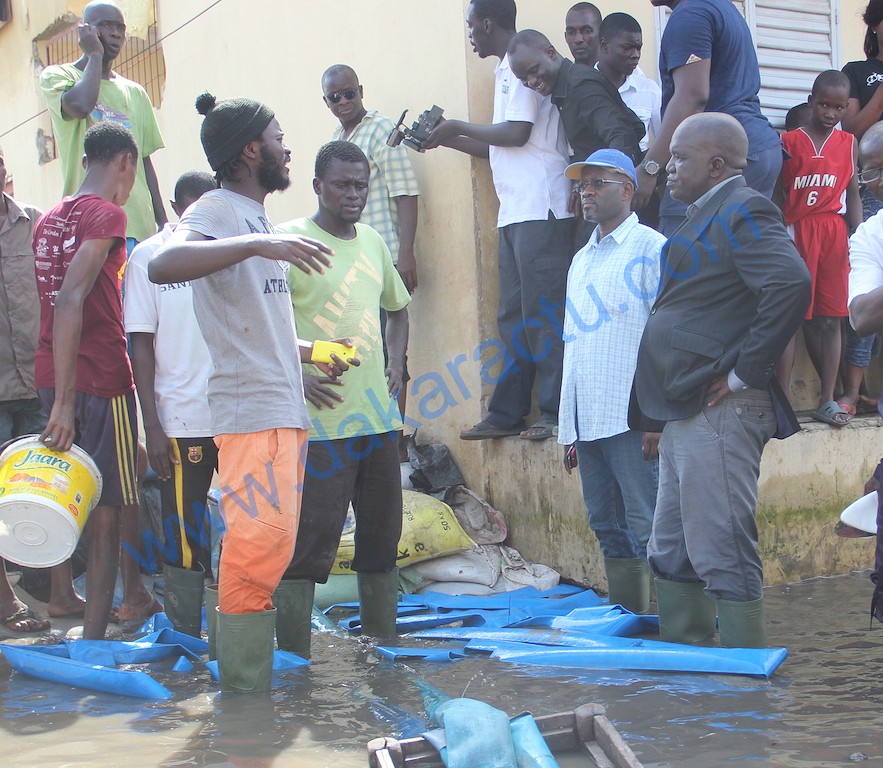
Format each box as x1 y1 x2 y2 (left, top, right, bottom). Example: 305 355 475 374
601 65 662 154
489 54 572 228
174 189 311 435
124 224 213 437
848 209 883 318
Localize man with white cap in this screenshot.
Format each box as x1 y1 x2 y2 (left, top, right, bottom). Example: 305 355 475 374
558 148 665 613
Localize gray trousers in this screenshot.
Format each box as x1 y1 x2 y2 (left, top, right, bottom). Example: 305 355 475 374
647 388 777 601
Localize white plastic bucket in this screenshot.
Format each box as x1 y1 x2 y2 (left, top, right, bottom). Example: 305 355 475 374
0 435 103 567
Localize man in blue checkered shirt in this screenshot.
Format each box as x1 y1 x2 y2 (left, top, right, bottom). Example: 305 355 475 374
558 148 664 614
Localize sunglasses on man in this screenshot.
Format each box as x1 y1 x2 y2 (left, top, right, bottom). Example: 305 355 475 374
325 88 359 104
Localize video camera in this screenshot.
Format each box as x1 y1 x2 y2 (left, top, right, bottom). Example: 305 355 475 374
387 106 444 153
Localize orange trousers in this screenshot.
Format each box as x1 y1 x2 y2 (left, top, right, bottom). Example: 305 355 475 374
215 428 307 614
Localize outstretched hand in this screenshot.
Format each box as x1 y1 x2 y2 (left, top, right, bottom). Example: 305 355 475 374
262 235 334 275
423 117 459 150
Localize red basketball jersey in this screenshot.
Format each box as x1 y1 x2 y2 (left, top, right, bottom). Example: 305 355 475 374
780 128 854 225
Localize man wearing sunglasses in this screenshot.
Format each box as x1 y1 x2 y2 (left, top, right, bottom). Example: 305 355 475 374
321 66 419 294
558 149 664 614
846 121 883 627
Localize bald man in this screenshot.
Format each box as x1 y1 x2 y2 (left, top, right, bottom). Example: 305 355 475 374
40 1 167 244
508 30 644 164
630 113 811 648
846 122 883 626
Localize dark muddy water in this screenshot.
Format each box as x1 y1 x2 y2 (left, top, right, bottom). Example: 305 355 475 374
1 571 881 768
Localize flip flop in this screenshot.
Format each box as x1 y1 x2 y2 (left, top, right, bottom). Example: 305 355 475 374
4 605 51 633
520 418 557 441
811 400 852 427
459 419 524 441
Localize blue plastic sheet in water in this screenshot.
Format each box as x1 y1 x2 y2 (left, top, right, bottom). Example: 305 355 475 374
399 587 601 614
376 646 468 662
463 637 788 678
0 643 173 700
339 607 531 633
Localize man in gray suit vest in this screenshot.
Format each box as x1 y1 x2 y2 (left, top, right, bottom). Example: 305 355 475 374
630 113 811 648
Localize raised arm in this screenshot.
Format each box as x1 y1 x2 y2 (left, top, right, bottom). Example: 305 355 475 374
149 228 334 284
60 24 105 119
423 118 532 156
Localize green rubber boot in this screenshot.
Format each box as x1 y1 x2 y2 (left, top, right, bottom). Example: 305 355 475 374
216 607 276 693
654 578 717 644
357 569 399 638
205 584 219 661
717 596 767 648
273 579 315 658
604 558 651 614
163 564 205 637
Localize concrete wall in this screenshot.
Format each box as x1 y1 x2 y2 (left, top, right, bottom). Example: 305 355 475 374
482 417 879 591
1 0 877 588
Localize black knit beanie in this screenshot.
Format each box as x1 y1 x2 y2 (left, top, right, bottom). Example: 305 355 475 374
195 92 275 171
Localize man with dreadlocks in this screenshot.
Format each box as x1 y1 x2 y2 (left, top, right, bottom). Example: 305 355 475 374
149 93 355 693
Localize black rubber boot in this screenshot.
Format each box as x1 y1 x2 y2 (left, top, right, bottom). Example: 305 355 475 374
604 557 651 614
216 607 276 693
718 596 767 648
357 569 399 638
654 578 716 644
273 579 315 658
163 564 205 637
205 583 218 660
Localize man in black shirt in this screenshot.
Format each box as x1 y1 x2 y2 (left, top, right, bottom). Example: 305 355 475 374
507 29 644 164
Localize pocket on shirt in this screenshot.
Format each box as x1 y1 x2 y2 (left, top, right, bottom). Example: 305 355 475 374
671 326 724 359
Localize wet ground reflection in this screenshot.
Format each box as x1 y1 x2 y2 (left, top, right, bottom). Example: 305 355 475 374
1 572 882 767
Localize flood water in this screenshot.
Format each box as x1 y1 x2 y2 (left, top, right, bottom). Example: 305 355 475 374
1 571 882 768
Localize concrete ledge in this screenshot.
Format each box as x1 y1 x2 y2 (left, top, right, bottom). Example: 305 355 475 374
474 415 880 590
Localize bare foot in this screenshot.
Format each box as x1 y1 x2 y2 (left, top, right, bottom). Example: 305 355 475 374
113 592 163 624
48 592 87 618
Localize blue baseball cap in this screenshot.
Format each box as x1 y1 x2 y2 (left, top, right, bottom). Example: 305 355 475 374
565 148 638 186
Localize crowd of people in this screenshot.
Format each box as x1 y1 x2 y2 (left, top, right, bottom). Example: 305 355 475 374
2 0 883 692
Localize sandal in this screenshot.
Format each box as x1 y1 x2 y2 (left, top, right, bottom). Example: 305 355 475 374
4 605 51 633
520 417 558 441
811 400 852 427
459 419 524 441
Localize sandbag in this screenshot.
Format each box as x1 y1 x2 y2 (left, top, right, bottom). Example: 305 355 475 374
331 490 475 574
444 486 507 544
409 545 502 587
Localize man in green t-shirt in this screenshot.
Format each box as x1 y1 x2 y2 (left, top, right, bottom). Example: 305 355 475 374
276 141 410 657
40 1 166 244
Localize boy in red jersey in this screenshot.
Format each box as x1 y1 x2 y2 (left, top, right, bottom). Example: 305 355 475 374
33 121 141 639
776 70 863 426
